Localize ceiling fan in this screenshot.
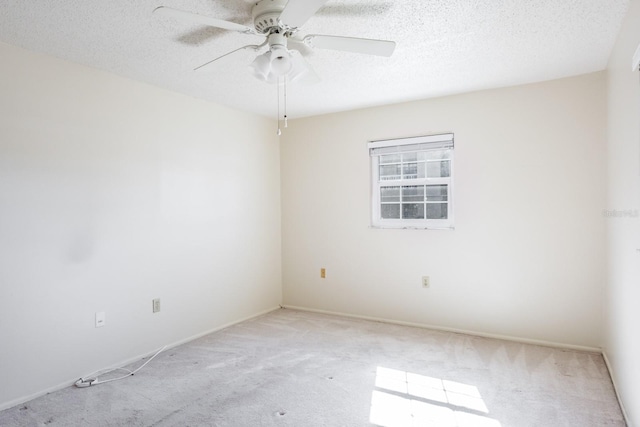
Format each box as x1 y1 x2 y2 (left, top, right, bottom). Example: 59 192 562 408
154 0 396 84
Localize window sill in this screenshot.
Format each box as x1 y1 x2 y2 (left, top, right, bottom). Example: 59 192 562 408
369 225 455 230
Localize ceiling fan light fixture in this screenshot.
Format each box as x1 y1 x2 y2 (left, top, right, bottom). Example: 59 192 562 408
250 47 307 84
287 50 311 83
249 51 272 80
269 46 293 75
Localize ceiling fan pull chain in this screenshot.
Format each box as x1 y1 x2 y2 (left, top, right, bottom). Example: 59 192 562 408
277 76 282 136
284 77 288 128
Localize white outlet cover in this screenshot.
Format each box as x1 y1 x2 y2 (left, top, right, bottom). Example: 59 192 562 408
95 311 105 328
422 276 430 288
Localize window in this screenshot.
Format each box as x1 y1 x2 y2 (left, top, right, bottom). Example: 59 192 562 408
369 133 454 229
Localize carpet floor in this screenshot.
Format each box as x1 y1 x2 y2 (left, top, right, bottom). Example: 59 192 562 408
0 308 625 426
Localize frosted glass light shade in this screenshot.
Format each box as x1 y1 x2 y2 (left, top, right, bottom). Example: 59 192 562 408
249 48 309 84
270 46 292 75
249 52 271 80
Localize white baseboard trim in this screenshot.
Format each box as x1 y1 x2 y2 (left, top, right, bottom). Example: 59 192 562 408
0 378 81 414
602 351 631 426
0 306 281 412
281 305 602 353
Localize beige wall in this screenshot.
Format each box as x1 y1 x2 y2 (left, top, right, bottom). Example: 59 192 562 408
605 0 640 422
281 72 607 349
0 42 282 409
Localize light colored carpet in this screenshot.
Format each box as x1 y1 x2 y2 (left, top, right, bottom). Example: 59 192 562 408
0 308 625 426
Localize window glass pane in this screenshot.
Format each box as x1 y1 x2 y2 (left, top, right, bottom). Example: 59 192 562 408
380 164 401 180
402 186 424 202
402 152 418 162
381 204 400 219
380 186 400 203
402 163 418 179
402 203 425 219
426 203 448 219
380 154 401 165
426 185 448 201
425 149 450 160
426 160 450 178
441 160 451 177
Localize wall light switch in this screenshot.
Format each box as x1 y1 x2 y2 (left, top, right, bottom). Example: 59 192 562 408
320 268 326 279
95 311 105 328
153 298 161 313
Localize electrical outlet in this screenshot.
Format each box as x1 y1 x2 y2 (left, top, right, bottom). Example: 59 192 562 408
152 298 161 313
320 268 326 278
422 276 430 288
95 312 106 328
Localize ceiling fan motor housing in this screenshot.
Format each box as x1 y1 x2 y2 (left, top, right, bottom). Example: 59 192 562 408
252 0 289 34
267 33 292 74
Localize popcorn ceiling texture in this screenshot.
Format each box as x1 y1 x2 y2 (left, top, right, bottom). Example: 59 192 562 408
0 0 630 118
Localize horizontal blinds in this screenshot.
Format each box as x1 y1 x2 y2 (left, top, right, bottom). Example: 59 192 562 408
368 133 453 155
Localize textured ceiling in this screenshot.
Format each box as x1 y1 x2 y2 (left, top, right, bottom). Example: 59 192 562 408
0 0 630 118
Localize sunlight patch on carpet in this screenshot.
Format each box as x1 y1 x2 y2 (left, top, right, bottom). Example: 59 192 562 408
369 367 502 427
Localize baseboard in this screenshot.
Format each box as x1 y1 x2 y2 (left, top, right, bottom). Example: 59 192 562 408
0 306 281 412
0 377 82 413
281 305 602 353
602 351 631 426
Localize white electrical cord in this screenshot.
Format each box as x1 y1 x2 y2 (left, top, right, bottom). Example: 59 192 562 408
75 345 167 388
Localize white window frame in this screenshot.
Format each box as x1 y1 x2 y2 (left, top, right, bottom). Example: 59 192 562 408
369 133 454 229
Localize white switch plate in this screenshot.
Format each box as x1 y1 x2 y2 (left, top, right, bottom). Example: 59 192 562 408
152 298 161 313
422 276 430 288
95 311 105 328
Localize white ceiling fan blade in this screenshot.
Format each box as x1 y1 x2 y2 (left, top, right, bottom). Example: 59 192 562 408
278 0 330 28
195 44 262 72
304 35 396 57
154 6 256 35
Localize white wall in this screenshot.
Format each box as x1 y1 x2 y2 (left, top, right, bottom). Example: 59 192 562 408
281 72 607 349
0 42 282 409
605 0 640 423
